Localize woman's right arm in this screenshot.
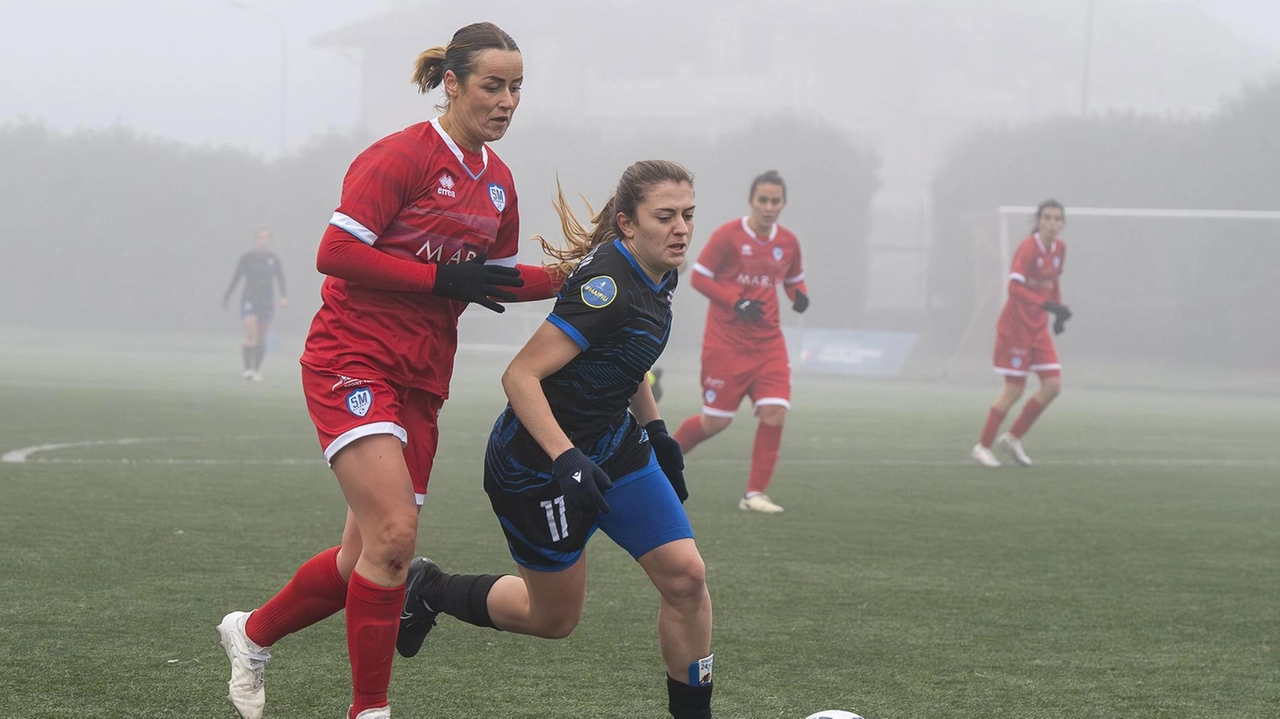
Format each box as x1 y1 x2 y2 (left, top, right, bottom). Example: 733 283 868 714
500 321 584 459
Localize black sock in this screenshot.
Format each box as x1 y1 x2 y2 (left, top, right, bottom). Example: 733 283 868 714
252 343 266 370
423 573 503 629
667 675 713 719
242 345 254 371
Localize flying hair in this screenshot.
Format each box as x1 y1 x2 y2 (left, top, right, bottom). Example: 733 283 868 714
534 160 694 278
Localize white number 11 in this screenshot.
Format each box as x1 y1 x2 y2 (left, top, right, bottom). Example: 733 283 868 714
540 496 569 541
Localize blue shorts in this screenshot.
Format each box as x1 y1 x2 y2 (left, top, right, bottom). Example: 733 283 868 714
486 449 694 572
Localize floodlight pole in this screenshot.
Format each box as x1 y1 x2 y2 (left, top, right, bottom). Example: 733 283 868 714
1081 0 1096 115
225 1 288 155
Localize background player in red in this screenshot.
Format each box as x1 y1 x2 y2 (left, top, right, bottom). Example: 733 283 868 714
971 199 1072 468
222 228 287 381
672 170 809 514
215 22 561 719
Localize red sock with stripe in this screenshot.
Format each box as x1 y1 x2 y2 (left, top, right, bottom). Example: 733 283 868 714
979 408 1006 448
746 422 783 495
346 570 404 718
1009 398 1045 439
245 546 347 647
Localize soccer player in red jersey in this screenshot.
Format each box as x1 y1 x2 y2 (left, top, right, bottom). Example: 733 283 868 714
216 23 561 719
972 199 1072 468
671 171 809 514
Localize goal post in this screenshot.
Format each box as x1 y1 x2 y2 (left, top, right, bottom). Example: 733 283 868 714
938 205 1280 389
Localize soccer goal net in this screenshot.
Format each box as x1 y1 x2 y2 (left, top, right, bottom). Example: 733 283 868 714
945 206 1280 392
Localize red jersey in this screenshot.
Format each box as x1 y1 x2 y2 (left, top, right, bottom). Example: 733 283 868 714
301 119 520 398
997 233 1066 336
691 217 805 350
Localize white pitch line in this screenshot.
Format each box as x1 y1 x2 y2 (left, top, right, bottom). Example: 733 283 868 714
4 437 1276 470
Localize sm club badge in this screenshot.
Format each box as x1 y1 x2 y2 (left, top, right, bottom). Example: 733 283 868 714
488 183 507 212
581 276 617 308
346 387 373 417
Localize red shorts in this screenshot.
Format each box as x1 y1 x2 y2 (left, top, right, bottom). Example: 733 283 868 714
993 326 1060 379
699 342 792 418
300 364 443 505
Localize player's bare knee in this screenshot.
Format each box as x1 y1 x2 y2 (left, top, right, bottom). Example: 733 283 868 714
701 415 732 436
365 513 418 572
656 554 708 608
529 608 582 639
757 405 787 427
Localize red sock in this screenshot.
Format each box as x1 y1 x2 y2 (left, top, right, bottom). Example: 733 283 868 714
746 422 783 495
346 570 405 718
979 408 1007 448
1009 398 1045 438
673 414 711 453
245 546 347 647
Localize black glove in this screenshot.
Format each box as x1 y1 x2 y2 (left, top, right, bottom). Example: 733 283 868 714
552 447 612 514
792 290 810 314
1042 301 1073 335
431 257 523 313
733 298 765 323
644 420 687 503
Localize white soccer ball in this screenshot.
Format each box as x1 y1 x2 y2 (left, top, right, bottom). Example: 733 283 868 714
805 712 863 719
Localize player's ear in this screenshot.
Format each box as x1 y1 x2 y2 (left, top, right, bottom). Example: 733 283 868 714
616 212 635 240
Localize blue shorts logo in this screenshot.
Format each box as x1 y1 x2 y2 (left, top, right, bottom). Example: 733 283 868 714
488 183 507 212
346 387 373 417
581 276 617 308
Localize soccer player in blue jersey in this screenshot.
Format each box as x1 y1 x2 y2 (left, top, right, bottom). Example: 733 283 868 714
397 160 714 718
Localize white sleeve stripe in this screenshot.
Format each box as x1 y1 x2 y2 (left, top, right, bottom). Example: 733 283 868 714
784 273 805 285
692 262 715 278
1009 272 1027 283
486 255 518 267
329 212 378 246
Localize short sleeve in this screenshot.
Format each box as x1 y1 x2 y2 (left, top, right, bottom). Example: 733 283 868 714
547 268 628 351
330 135 422 245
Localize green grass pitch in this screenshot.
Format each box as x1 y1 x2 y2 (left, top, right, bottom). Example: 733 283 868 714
1 330 1277 718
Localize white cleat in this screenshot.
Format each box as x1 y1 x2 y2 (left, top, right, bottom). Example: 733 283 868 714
218 610 271 719
352 707 391 719
738 493 784 514
971 443 1002 468
996 432 1034 466
250 371 264 382
242 369 255 380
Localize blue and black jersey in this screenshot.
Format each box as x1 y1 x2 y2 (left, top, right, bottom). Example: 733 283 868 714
484 238 689 571
491 239 675 467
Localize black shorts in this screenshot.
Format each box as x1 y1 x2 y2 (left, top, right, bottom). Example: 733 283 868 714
240 295 274 323
484 408 660 570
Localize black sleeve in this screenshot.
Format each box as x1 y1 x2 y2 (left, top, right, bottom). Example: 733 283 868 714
272 252 287 297
223 254 246 304
547 269 628 350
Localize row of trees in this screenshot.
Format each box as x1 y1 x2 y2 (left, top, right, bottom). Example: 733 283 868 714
1 118 879 349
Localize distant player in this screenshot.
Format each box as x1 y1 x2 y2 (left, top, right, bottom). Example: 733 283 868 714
671 170 809 513
222 228 287 381
397 161 715 719
972 199 1072 467
216 23 563 719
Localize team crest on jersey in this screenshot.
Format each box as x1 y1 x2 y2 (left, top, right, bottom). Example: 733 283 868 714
1053 256 1062 268
488 183 507 212
581 276 617 308
741 244 753 256
346 387 373 417
772 246 784 261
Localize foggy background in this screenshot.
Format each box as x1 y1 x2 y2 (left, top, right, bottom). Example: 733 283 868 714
4 0 1280 391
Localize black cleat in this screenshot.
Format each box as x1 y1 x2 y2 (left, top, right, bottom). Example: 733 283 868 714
397 556 442 658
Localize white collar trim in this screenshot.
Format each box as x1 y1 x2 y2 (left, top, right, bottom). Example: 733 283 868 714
740 216 778 242
430 117 488 180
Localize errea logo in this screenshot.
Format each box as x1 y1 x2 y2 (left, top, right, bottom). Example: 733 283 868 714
437 173 456 198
